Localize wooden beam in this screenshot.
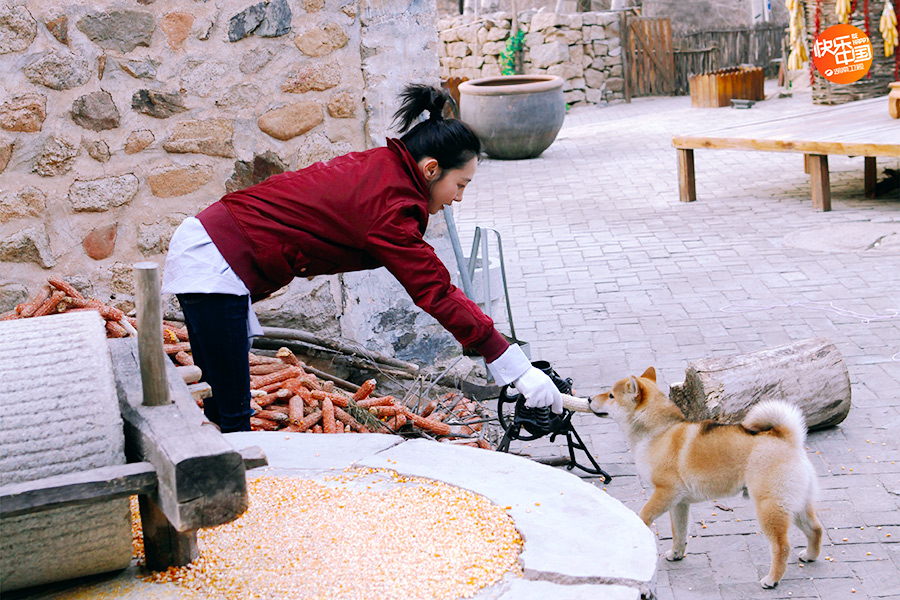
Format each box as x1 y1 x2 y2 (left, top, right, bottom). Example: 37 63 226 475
864 156 877 198
0 463 156 519
808 154 831 211
134 263 170 407
110 338 248 533
139 494 198 571
677 148 697 202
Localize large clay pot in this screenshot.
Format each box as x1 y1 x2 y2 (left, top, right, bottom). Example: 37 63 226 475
458 75 565 160
889 82 900 119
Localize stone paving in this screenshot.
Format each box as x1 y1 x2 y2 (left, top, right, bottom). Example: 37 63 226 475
454 85 900 600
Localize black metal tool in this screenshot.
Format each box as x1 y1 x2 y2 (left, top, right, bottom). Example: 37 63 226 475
496 360 612 483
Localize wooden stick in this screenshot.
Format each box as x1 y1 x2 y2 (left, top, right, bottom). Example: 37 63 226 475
134 262 170 406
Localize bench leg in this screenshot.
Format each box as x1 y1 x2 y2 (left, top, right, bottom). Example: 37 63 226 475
677 148 696 203
139 494 198 571
864 157 877 198
808 154 831 211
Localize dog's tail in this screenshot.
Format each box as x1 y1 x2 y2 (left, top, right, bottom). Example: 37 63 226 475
742 400 807 447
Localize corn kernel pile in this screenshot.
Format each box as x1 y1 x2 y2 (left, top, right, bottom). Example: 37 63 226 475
132 469 523 599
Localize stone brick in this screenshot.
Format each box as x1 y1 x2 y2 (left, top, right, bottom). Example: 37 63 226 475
179 60 228 98
282 62 341 93
446 41 468 58
120 58 159 79
340 3 356 19
82 224 117 260
530 12 567 31
605 76 624 92
584 67 606 89
258 102 323 141
131 89 188 118
228 2 266 42
71 91 120 131
137 214 188 255
76 11 155 53
163 118 235 158
0 186 46 224
0 141 11 173
83 139 110 163
256 0 292 37
294 22 348 57
0 94 46 133
294 132 350 169
68 175 139 212
216 83 262 109
124 130 154 154
481 41 505 55
23 49 90 90
35 136 78 177
0 5 37 54
239 47 274 75
147 164 213 197
326 91 357 118
160 12 193 50
225 151 287 194
45 15 67 45
0 226 55 268
530 41 569 69
305 0 326 11
0 283 28 313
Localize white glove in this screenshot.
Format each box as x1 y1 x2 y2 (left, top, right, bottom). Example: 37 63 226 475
513 367 563 414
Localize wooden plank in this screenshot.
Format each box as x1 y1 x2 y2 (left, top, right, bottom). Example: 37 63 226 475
0 463 157 519
110 338 248 532
865 157 877 198
808 154 832 211
677 148 697 202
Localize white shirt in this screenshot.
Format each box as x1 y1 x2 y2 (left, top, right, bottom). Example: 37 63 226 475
161 217 263 338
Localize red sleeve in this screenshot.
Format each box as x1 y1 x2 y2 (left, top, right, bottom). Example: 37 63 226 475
365 205 509 362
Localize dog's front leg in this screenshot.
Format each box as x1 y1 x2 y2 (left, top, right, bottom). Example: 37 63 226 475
638 486 677 528
666 500 690 561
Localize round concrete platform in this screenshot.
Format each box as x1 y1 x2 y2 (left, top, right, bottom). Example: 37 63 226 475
6 433 657 600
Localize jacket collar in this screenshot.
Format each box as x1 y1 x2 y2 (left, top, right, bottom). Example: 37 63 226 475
387 138 430 199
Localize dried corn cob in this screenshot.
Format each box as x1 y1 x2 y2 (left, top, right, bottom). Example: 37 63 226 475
248 352 282 365
310 390 349 408
275 346 304 368
174 351 194 366
250 362 290 376
33 290 66 317
164 342 193 355
352 378 377 402
250 416 281 431
289 395 305 424
105 320 128 338
356 396 394 409
255 409 289 424
250 366 304 389
19 286 50 317
47 276 84 299
296 409 322 433
321 398 337 433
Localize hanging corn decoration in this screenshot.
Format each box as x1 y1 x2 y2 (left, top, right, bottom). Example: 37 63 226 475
836 0 853 23
787 0 809 69
881 0 898 56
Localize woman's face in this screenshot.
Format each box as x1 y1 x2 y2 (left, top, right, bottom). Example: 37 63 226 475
420 157 477 215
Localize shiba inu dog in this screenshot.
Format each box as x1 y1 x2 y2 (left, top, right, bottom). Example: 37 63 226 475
590 367 823 588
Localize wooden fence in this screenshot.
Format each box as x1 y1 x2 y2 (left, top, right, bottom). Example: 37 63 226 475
671 25 786 96
623 16 675 99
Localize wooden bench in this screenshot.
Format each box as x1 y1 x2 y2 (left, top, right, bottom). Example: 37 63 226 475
672 96 900 211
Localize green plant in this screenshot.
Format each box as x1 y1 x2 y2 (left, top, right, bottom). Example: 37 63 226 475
499 29 525 76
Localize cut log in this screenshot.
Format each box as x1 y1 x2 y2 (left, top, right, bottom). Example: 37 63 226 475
668 338 850 431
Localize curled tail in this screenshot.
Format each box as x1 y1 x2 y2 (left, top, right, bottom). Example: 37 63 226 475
742 400 807 447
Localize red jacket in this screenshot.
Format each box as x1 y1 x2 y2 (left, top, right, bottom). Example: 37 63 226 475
197 138 508 361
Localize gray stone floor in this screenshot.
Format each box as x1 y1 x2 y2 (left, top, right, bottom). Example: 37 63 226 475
454 85 900 600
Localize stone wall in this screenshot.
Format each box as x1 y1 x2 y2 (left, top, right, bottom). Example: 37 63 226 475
438 10 625 105
0 1 461 364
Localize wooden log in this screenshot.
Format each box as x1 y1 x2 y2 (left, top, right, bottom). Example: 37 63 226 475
109 338 248 532
668 338 850 431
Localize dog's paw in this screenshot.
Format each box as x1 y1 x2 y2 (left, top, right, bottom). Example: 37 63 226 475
759 576 778 589
665 549 685 561
799 550 818 563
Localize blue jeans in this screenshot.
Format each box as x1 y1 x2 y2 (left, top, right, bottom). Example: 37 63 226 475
177 293 252 432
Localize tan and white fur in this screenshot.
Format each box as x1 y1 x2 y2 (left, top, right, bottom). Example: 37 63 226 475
590 367 823 589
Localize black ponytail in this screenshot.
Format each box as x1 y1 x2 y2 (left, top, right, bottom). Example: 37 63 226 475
392 83 481 173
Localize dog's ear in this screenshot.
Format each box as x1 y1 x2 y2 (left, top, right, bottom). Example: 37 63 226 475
627 376 645 406
640 366 656 382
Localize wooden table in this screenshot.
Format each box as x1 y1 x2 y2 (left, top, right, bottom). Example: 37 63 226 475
672 97 900 211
